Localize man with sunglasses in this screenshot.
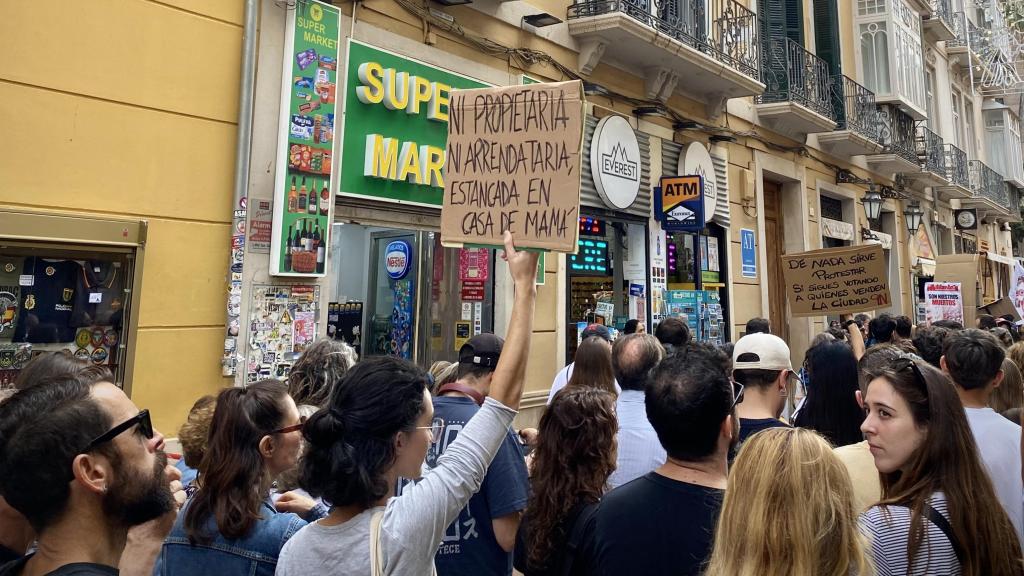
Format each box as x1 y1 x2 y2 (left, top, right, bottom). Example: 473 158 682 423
580 343 737 576
730 333 799 453
0 377 181 575
941 329 1024 547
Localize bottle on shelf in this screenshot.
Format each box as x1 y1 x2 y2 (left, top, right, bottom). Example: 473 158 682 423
292 222 302 255
284 224 293 271
301 219 310 252
308 180 318 215
298 177 308 212
287 177 298 213
320 179 330 215
315 222 325 273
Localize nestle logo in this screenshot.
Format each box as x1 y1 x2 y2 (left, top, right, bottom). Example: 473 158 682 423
601 143 638 181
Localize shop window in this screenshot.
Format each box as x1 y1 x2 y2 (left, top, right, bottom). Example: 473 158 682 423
0 246 135 388
663 225 729 345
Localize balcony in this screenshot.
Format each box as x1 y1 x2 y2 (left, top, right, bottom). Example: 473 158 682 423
1008 186 1023 223
755 37 837 138
965 160 1011 216
567 0 763 115
865 104 919 175
934 143 973 200
922 0 956 42
947 13 989 73
814 75 883 156
903 123 949 187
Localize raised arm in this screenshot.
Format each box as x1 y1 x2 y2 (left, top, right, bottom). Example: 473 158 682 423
488 231 539 410
843 315 866 361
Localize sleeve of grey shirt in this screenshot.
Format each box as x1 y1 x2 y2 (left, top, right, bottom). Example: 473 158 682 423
381 397 517 571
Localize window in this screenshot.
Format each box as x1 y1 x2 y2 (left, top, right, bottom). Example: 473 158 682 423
814 0 841 75
860 22 891 94
952 89 963 148
966 101 978 159
925 66 937 130
855 0 924 111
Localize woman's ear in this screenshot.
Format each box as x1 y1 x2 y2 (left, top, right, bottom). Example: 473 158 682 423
258 435 275 460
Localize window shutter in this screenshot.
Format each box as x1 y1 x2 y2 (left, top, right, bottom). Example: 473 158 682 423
784 0 804 45
813 0 840 75
758 0 788 46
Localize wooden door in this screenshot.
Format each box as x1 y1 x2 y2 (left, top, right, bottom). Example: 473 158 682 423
763 182 789 341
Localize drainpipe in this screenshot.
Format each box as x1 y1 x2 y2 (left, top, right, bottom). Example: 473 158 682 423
222 0 259 379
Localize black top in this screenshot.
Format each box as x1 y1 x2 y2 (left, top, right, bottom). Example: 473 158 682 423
0 548 20 568
0 555 118 576
730 418 791 462
580 472 724 576
514 502 595 576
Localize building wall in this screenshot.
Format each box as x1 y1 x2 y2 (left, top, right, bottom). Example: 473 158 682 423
0 0 243 434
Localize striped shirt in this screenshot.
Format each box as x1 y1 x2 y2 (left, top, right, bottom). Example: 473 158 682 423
859 492 961 576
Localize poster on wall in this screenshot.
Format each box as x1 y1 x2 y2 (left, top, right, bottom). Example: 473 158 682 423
269 0 340 276
925 282 964 325
246 284 320 383
1010 264 1024 319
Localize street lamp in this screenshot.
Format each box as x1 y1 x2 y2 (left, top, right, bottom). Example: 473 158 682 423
903 201 924 235
862 187 883 225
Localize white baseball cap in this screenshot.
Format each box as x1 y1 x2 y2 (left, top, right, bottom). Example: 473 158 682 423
732 333 800 384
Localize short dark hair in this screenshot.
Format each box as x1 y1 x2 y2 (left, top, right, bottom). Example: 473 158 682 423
977 314 998 330
301 357 430 509
611 334 663 392
654 318 690 349
0 377 113 531
623 319 641 335
456 362 493 381
744 318 771 335
646 344 733 462
942 329 1005 391
733 353 782 389
13 351 108 390
869 314 897 343
911 326 951 368
932 319 964 330
895 316 913 339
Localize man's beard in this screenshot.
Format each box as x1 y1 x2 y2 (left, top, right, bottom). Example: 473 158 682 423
102 450 175 527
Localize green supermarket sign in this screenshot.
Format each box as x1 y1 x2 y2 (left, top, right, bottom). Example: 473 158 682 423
340 40 488 206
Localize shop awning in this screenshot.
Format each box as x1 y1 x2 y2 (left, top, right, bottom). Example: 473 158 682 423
822 218 855 241
985 251 1016 266
915 257 936 277
865 230 893 250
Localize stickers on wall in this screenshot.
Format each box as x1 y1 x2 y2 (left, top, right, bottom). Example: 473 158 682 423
245 284 320 383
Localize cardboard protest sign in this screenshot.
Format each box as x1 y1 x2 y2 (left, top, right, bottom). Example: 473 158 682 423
924 282 963 325
781 244 891 317
441 80 585 252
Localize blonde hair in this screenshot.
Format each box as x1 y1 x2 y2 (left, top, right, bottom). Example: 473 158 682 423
704 428 874 576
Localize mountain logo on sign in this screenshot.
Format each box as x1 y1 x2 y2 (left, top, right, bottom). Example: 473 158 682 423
667 204 695 222
601 143 638 181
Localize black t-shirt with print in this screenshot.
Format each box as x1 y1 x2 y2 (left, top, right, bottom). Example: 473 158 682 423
13 259 80 344
71 261 123 329
0 554 118 576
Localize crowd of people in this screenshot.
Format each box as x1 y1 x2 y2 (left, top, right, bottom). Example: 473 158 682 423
0 234 1022 575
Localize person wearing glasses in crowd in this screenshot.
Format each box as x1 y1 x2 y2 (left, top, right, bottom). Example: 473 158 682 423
0 376 182 576
579 344 736 576
730 333 797 450
940 330 1024 546
858 356 1022 575
276 232 538 576
155 379 325 576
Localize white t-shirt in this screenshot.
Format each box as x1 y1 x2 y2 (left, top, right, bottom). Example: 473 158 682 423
545 363 621 404
964 406 1024 546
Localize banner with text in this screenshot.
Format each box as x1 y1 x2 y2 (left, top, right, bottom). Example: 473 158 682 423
924 282 964 325
781 244 891 317
441 80 585 252
270 0 339 276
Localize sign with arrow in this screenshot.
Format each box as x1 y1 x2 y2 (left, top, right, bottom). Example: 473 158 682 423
655 175 704 232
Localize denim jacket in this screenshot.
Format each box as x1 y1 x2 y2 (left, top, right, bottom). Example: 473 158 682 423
154 499 324 576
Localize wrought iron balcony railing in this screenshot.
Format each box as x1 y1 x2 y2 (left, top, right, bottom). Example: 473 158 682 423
969 159 1010 206
944 143 970 189
875 105 917 164
929 0 954 31
832 75 880 142
567 0 760 79
916 123 946 176
948 12 990 56
757 36 834 120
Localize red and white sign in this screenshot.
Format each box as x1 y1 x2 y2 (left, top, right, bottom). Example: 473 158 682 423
459 248 490 281
461 280 485 301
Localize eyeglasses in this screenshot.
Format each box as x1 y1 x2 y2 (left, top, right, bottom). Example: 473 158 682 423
891 356 928 398
730 380 745 409
84 409 153 452
415 419 445 439
271 415 308 435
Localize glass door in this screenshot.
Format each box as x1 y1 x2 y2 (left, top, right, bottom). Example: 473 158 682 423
367 231 420 360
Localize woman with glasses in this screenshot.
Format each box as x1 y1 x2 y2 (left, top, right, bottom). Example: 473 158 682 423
276 232 538 576
705 427 873 576
155 379 325 576
793 341 865 447
514 387 617 576
858 357 1022 575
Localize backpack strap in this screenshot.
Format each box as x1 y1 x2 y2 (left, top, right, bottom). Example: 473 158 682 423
561 502 599 576
922 503 965 567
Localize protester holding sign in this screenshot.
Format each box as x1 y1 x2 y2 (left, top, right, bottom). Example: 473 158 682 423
782 245 891 318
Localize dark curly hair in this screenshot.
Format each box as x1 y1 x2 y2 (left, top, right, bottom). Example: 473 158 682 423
286 339 357 408
524 387 617 571
300 356 429 509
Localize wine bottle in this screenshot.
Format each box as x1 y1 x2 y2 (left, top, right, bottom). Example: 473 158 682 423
320 179 330 215
302 220 310 251
298 177 308 212
308 181 317 215
292 222 302 253
288 177 297 213
284 225 293 271
315 223 325 273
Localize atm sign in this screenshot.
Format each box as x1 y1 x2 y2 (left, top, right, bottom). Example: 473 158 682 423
661 176 701 210
656 175 704 232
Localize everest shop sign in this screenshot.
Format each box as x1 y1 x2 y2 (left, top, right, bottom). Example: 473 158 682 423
340 41 488 206
270 0 340 276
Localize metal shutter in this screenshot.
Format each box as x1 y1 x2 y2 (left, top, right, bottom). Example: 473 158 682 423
580 115 652 219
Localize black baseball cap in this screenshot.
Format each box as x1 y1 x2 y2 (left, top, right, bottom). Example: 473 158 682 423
581 323 612 342
459 334 504 369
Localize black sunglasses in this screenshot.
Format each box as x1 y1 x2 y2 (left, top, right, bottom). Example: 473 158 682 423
891 357 928 398
84 409 153 452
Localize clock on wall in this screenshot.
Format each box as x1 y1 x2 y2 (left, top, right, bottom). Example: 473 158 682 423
954 209 978 230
